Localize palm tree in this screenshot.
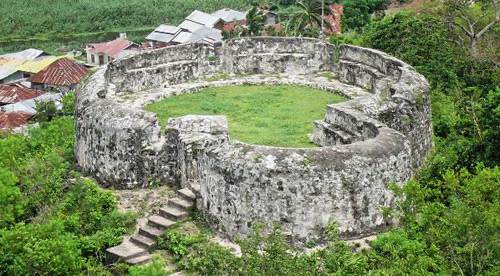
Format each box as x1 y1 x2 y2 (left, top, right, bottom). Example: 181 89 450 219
284 0 336 37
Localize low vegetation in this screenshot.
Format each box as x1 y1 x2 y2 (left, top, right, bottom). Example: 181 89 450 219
0 100 137 275
145 85 347 147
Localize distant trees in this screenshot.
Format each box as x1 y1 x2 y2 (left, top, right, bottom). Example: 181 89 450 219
0 0 255 38
441 0 500 55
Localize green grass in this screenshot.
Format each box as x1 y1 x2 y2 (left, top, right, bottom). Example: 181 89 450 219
145 85 347 147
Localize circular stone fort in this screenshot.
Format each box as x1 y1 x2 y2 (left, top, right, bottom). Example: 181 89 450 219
75 37 432 245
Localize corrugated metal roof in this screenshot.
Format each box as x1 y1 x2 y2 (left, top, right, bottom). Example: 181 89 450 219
0 49 51 61
178 20 205 32
146 32 176 43
0 83 45 105
0 57 25 81
16 56 67 74
0 111 33 129
212 8 246 22
172 27 222 44
87 38 136 58
155 24 181 34
29 58 89 86
146 24 182 43
186 10 221 27
1 101 36 114
1 93 62 114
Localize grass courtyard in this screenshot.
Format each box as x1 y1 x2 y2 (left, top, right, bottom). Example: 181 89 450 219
145 85 347 147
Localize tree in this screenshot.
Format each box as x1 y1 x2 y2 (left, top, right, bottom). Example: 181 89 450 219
442 0 500 55
0 169 23 228
32 100 58 123
284 0 336 37
246 6 267 36
340 0 390 31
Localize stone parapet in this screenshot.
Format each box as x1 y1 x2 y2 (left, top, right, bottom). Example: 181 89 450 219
75 37 432 244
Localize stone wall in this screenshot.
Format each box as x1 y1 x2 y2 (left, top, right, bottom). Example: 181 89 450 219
75 37 432 244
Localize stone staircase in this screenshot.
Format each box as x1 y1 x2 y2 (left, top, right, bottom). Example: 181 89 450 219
106 185 199 266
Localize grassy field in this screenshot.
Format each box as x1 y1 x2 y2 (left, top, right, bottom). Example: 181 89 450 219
145 85 347 147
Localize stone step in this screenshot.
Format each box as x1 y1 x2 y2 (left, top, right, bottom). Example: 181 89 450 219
168 197 194 211
139 225 164 240
130 234 157 250
331 126 355 144
312 120 356 146
106 241 147 265
178 187 196 203
160 206 188 222
148 215 176 230
191 183 201 197
125 254 152 265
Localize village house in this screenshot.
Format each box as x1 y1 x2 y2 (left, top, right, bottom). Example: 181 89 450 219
0 82 45 106
148 8 246 50
0 111 34 130
0 49 53 84
29 58 89 92
16 56 68 80
146 25 182 49
212 8 246 24
86 34 140 66
325 4 344 35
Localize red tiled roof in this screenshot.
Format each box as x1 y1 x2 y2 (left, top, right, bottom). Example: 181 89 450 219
325 4 343 35
29 58 89 86
0 111 33 129
87 38 136 58
0 83 45 105
223 20 247 32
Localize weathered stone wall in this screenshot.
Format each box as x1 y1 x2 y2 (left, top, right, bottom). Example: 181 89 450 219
220 37 336 74
75 37 432 244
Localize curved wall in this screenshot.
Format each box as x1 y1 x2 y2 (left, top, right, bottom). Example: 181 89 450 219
75 37 432 243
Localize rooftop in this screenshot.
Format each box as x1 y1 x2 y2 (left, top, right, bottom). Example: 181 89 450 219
178 19 205 33
29 58 89 86
1 93 62 114
212 8 246 22
0 83 45 105
16 56 68 74
0 111 33 129
146 25 182 43
185 10 221 28
87 38 137 58
172 26 222 44
0 57 25 81
0 48 51 61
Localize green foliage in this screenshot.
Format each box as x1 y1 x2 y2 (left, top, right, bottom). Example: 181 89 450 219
0 115 136 275
158 229 207 261
61 92 76 116
0 220 83 276
128 255 173 276
337 0 389 31
146 85 346 147
281 0 337 37
246 6 267 36
33 100 58 123
363 12 461 90
183 242 237 275
0 0 254 39
0 169 23 228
